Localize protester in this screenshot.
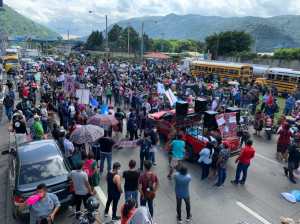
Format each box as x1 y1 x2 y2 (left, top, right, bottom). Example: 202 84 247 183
283 136 300 184
138 160 159 217
15 183 60 224
3 86 15 121
198 142 214 180
174 165 192 223
167 134 185 178
123 160 140 203
137 133 152 170
121 199 137 224
215 143 230 186
277 123 292 161
97 134 116 174
12 111 28 145
231 139 255 185
32 114 44 140
70 161 94 218
105 162 123 221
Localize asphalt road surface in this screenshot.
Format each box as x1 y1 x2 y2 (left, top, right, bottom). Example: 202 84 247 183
0 100 299 223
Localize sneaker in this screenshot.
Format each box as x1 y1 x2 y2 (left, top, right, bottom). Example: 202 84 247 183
239 181 245 185
177 217 183 223
186 216 192 222
112 216 121 221
283 167 288 176
231 180 238 185
104 213 109 218
153 163 157 166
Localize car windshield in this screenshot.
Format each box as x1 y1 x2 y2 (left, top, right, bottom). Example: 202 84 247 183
19 157 69 185
5 59 19 64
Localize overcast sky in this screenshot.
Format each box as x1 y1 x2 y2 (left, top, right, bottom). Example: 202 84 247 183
5 0 300 35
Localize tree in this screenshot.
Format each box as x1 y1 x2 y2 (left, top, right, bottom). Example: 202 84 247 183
120 26 140 53
85 31 103 50
108 24 123 42
205 31 252 59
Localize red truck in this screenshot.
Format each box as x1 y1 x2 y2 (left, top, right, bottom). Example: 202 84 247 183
148 110 240 162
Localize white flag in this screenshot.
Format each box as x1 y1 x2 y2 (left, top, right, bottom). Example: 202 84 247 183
165 89 177 106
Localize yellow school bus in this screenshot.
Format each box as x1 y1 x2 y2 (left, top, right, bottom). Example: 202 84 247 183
3 55 19 74
262 67 300 94
190 60 253 83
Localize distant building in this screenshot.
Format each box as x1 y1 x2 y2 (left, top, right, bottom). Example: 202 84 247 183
0 32 8 56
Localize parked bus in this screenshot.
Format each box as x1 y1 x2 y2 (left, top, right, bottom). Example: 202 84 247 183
259 67 300 94
3 55 19 74
190 60 253 83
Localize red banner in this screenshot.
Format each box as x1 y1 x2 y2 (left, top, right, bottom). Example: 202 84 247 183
215 112 237 138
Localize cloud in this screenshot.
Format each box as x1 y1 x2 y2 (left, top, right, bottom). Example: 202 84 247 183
5 0 300 36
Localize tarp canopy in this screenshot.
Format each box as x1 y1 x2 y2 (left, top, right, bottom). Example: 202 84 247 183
144 52 170 60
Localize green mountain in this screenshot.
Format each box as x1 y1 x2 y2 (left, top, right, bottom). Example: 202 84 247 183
0 5 60 40
116 14 300 52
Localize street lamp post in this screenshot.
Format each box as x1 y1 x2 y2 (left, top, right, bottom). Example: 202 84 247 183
127 23 130 55
140 21 144 61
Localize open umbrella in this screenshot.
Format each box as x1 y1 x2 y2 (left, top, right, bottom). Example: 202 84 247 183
70 125 104 144
87 114 119 127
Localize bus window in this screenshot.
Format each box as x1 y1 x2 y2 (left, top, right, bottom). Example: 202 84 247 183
291 77 297 83
283 76 289 82
276 75 283 81
212 67 216 72
229 70 235 74
268 74 275 80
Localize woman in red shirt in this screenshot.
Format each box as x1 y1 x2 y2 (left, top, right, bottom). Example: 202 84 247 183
277 123 292 161
121 199 137 224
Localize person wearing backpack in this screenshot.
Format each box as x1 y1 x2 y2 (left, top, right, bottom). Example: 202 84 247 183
137 134 152 171
138 160 159 218
3 88 15 121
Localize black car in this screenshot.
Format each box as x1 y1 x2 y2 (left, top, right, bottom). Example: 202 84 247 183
8 139 73 219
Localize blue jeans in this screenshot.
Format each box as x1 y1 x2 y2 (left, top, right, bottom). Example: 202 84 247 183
99 151 112 173
140 197 154 217
216 167 227 186
140 151 150 170
5 106 13 121
149 151 156 164
234 163 250 183
125 191 138 203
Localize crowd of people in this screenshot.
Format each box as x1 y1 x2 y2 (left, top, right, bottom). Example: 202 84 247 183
2 53 300 223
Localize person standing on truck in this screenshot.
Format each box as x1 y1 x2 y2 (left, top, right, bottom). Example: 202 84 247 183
231 139 255 185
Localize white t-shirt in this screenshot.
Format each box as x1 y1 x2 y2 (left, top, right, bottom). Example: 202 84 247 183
70 170 89 195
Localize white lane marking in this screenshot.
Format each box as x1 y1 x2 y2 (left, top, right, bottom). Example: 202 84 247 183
94 186 111 216
255 153 281 166
236 201 272 224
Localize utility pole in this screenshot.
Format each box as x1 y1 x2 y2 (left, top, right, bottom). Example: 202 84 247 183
105 15 109 60
141 21 144 61
160 32 165 52
127 24 130 55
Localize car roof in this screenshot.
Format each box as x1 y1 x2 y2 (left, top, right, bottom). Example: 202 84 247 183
17 140 61 165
